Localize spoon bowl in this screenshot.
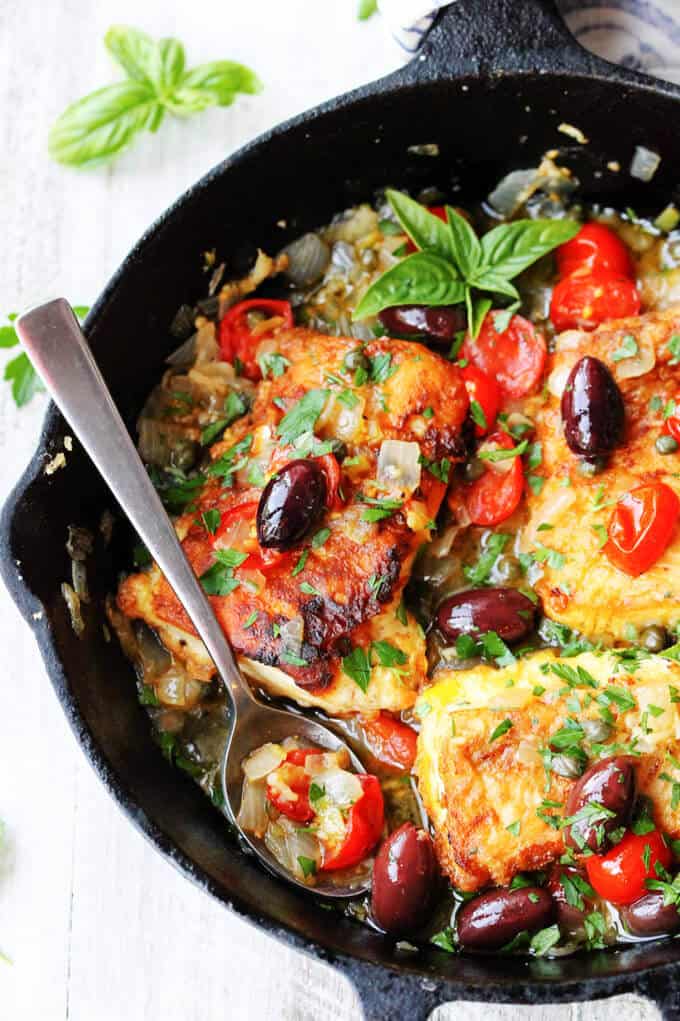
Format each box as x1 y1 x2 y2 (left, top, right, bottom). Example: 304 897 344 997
16 297 373 900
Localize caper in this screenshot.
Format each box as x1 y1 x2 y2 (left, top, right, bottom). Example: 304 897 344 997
551 754 584 779
640 625 669 653
343 348 369 374
494 555 523 584
577 456 607 478
463 458 485 483
655 435 679 455
582 718 613 743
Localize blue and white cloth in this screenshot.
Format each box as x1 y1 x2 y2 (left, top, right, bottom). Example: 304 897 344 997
380 0 680 81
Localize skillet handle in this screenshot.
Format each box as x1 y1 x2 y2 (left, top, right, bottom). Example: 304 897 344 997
408 0 603 78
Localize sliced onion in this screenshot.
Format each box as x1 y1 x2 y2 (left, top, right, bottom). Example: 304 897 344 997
281 233 330 287
243 742 285 781
547 361 574 399
214 515 251 552
264 817 322 879
630 146 661 182
280 616 304 660
166 332 197 368
377 440 421 493
554 329 584 353
61 582 84 637
517 739 540 765
318 393 364 441
325 205 378 244
157 665 190 707
237 777 269 837
487 158 576 218
612 343 656 380
71 559 89 603
238 565 266 594
304 750 349 775
133 623 171 682
315 768 363 807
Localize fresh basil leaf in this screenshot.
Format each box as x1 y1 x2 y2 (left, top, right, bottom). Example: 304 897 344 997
105 26 162 86
386 189 454 261
179 61 262 106
468 295 493 340
342 646 372 692
353 252 465 320
4 353 42 407
157 38 187 93
445 206 481 278
469 271 520 301
480 219 579 280
0 325 18 348
48 81 162 167
358 0 378 19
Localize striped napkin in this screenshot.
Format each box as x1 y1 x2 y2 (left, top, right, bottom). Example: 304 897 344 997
379 0 680 81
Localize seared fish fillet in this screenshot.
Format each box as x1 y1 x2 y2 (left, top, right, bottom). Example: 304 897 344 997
415 649 680 891
522 305 680 641
118 327 468 713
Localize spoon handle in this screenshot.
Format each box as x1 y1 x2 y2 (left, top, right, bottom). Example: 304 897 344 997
16 298 253 713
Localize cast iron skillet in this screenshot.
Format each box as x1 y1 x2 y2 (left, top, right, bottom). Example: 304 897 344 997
5 0 680 1016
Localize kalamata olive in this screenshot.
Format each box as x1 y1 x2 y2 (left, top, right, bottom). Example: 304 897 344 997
564 756 636 853
561 356 625 459
371 823 438 935
379 304 466 344
257 459 327 550
437 588 537 644
456 887 554 950
548 866 595 932
620 891 680 936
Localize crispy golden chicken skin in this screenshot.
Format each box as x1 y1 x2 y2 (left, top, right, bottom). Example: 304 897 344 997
117 327 469 713
521 306 680 641
415 650 680 891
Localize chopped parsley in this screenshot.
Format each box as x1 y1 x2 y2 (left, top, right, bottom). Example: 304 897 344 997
420 455 451 483
371 640 408 668
259 351 291 378
478 439 528 462
360 495 403 522
533 543 566 570
530 924 560 957
342 645 372 692
206 434 253 483
611 334 638 362
311 527 331 548
200 508 221 535
243 611 258 629
463 532 510 585
469 399 487 431
277 389 328 444
506 820 521 837
200 391 249 445
291 549 309 576
299 581 321 596
667 334 680 366
489 718 513 742
430 927 456 953
200 548 248 596
297 855 317 878
422 406 434 420
368 352 398 384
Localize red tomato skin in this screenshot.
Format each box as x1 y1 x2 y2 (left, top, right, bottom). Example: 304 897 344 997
462 365 501 436
214 501 286 571
361 714 418 771
219 299 293 381
315 453 342 508
585 829 671 906
405 206 447 253
556 223 634 279
462 313 547 399
266 765 314 824
320 775 384 871
284 748 318 767
550 270 640 333
461 431 524 527
664 395 680 444
604 482 680 577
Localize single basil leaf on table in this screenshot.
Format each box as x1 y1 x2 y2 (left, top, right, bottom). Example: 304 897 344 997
446 206 482 279
104 25 161 86
358 0 378 19
0 325 18 348
180 61 262 106
48 81 162 167
4 353 43 407
156 38 187 93
353 252 465 319
386 189 455 261
479 218 580 280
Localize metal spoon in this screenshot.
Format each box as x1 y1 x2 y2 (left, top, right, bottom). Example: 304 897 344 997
16 298 371 898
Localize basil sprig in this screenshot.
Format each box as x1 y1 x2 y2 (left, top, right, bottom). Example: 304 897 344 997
353 189 579 337
2 307 89 407
48 26 261 168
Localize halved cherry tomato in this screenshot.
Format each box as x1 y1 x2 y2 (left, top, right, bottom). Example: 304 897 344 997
420 474 447 520
219 299 293 381
663 394 680 444
585 829 671 906
361 714 418 772
265 761 314 824
284 748 318 767
214 501 285 570
321 774 384 871
462 313 547 399
550 270 640 333
460 431 524 527
604 482 680 577
316 453 343 508
462 364 500 436
556 222 634 280
405 205 447 253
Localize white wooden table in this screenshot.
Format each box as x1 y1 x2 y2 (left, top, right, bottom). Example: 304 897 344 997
0 1 664 1017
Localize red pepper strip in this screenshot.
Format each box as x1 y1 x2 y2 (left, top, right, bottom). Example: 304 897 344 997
219 299 293 381
320 774 384 871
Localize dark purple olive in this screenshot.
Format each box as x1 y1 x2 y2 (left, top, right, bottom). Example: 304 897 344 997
457 887 554 950
256 459 327 550
620 891 680 937
437 588 537 645
560 355 625 459
371 823 438 935
564 755 636 854
548 866 595 932
379 304 466 343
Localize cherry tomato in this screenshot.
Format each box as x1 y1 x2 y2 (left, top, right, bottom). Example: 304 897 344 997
556 222 634 279
361 714 418 771
462 364 500 436
604 482 680 577
321 775 384 871
663 394 680 444
550 270 640 333
461 431 524 527
405 205 447 253
219 299 293 381
266 762 314 824
284 748 318 767
462 313 547 399
420 474 448 520
214 501 286 570
315 453 343 508
585 829 671 906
